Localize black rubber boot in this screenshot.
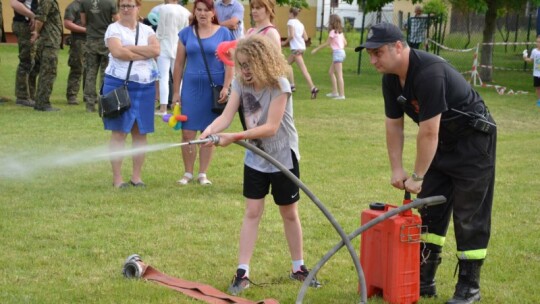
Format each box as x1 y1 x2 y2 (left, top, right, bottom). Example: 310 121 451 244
420 244 442 297
446 259 484 304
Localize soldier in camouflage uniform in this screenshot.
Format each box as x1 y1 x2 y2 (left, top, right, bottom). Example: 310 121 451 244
64 0 86 105
10 0 39 107
80 0 117 112
30 0 63 111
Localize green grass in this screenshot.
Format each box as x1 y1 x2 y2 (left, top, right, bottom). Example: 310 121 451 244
1 42 539 304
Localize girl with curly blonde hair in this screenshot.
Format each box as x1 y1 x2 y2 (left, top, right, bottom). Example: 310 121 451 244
235 35 288 89
201 35 320 295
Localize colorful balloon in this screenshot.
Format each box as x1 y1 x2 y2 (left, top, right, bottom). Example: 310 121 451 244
168 116 178 127
162 113 172 122
175 115 188 122
162 104 187 130
173 104 181 116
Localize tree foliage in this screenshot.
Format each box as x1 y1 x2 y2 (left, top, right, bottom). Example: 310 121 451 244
423 0 450 21
360 0 422 12
237 0 309 8
284 0 309 9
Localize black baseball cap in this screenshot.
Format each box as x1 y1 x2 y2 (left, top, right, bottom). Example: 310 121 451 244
355 22 404 52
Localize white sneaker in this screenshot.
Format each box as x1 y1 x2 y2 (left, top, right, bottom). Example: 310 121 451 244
155 111 167 116
326 93 339 98
333 96 346 100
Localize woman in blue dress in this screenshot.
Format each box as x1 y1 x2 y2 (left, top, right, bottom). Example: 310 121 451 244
172 0 234 186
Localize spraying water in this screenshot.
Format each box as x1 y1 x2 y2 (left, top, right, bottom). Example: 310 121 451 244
0 140 210 180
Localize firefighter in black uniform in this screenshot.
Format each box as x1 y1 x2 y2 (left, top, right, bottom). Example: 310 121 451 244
356 23 496 304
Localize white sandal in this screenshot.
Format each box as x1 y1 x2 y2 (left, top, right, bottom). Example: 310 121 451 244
198 173 212 185
177 173 193 185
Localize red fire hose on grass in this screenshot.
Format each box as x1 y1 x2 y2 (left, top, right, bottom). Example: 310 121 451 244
122 254 278 304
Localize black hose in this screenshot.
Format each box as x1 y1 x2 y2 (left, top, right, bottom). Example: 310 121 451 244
296 195 446 304
234 140 365 303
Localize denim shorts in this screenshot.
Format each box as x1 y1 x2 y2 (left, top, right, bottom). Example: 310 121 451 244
332 49 346 63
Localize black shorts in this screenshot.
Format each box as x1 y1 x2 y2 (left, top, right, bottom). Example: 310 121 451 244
534 76 540 87
243 152 300 205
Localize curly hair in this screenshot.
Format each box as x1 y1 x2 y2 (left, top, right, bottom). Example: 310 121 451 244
235 35 288 89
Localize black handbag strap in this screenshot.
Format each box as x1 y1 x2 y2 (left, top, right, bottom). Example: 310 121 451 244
195 25 216 87
123 23 139 85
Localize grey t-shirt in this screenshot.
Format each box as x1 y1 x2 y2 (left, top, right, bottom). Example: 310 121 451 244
232 77 300 172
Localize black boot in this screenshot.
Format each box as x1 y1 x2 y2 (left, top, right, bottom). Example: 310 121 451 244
446 259 484 304
420 244 442 297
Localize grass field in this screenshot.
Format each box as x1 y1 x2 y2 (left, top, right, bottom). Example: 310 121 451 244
0 40 539 304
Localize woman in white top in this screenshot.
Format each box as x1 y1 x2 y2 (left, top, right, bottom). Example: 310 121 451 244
282 7 318 99
103 0 160 188
155 0 191 115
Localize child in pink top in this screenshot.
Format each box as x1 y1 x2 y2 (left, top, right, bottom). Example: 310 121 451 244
311 14 347 100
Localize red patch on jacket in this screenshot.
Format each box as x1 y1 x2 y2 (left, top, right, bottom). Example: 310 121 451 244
411 99 420 113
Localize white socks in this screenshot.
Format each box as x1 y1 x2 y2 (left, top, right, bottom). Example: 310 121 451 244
237 260 303 278
292 259 304 273
238 264 249 277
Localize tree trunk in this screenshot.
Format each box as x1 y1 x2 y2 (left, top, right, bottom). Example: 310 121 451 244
480 0 498 82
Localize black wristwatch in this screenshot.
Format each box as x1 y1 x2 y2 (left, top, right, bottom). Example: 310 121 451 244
411 172 424 182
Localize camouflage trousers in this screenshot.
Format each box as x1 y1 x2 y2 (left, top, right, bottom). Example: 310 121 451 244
66 38 86 100
83 38 109 106
34 44 59 108
13 21 38 100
